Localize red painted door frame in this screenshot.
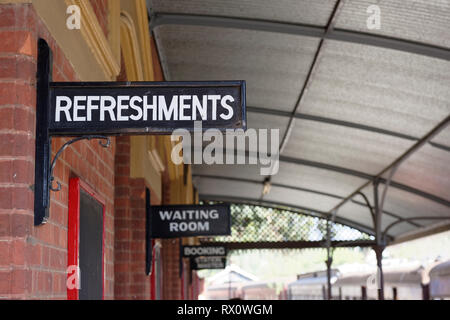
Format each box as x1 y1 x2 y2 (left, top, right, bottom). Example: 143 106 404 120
67 177 106 300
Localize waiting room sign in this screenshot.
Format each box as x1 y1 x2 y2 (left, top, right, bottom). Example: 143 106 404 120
149 204 231 238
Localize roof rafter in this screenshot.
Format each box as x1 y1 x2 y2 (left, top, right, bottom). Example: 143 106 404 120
278 0 343 154
149 13 450 61
279 155 450 208
193 173 422 229
330 115 450 213
200 240 376 250
383 216 450 239
191 152 450 208
247 106 450 152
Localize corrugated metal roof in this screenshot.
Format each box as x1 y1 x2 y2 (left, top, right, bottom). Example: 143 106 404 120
335 0 450 49
148 0 450 242
149 0 338 26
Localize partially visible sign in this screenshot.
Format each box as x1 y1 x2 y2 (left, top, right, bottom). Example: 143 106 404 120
150 204 231 238
48 81 246 135
190 256 227 270
182 245 227 258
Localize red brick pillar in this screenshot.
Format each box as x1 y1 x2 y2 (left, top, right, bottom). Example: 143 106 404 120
113 136 132 299
129 177 150 299
161 238 181 300
114 136 154 299
0 3 116 300
159 171 182 300
0 4 51 299
0 4 82 299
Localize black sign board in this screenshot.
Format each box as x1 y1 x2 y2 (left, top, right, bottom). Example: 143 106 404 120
33 38 246 226
182 245 228 258
190 256 227 270
49 81 246 135
149 204 231 238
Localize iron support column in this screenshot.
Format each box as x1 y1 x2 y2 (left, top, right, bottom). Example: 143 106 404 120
325 218 334 300
373 244 385 300
422 283 430 300
325 252 333 300
373 179 385 300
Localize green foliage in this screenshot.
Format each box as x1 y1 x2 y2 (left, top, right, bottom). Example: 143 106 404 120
210 204 373 243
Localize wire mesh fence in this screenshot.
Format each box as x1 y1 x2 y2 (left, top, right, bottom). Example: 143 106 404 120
201 202 374 244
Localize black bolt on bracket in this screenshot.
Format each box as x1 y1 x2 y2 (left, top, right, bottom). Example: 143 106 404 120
34 39 110 226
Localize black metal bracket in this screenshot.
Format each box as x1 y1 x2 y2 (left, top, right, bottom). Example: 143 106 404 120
34 39 52 226
34 39 112 225
145 188 153 276
49 136 110 192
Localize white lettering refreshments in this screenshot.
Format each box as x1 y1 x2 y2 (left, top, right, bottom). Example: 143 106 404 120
54 94 235 122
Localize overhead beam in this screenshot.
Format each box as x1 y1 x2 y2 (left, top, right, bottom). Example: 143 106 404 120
328 29 450 61
193 174 422 228
380 179 450 208
199 194 377 237
279 155 450 208
199 240 376 250
280 155 373 180
247 106 450 152
150 13 450 61
150 13 324 38
383 216 450 239
331 115 450 213
390 222 450 245
191 152 450 208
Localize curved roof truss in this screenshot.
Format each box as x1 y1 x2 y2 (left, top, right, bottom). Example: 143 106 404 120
147 0 450 243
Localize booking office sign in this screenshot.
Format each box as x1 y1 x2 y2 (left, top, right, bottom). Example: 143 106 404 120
34 39 245 226
182 245 228 270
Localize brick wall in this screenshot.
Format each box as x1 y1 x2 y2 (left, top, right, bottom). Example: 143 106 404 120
128 177 149 299
161 238 181 300
0 3 115 299
0 2 195 301
160 170 182 300
113 136 131 299
113 136 163 299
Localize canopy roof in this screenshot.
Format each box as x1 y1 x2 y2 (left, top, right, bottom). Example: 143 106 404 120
148 0 450 243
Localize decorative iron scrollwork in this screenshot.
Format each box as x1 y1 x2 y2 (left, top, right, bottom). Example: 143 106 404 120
49 135 111 192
